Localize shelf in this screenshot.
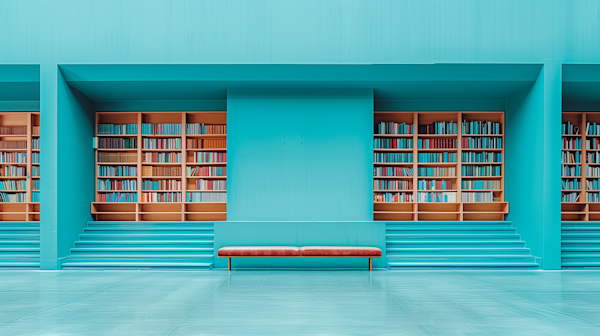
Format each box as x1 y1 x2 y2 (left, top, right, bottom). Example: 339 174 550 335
97 190 138 193
187 190 227 192
417 134 457 137
186 162 227 166
141 176 182 179
418 176 457 179
417 162 457 166
187 176 227 179
141 134 182 138
97 162 137 165
374 162 413 166
461 148 502 151
373 134 413 138
417 148 457 151
0 190 27 192
186 148 227 151
98 176 138 179
374 189 413 192
185 134 227 138
0 134 27 137
97 134 138 137
0 149 27 152
373 148 413 152
461 176 502 179
142 148 182 152
96 148 138 151
0 176 26 179
141 162 182 166
373 176 413 179
462 134 503 137
562 148 582 151
562 134 582 137
417 189 457 192
141 190 182 192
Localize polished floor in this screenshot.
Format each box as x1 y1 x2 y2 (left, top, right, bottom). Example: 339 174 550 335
0 270 599 335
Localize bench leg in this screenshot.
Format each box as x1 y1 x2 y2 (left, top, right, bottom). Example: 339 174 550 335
228 258 231 271
369 258 372 271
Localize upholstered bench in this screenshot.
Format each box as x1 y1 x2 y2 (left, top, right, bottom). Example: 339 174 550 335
218 246 382 271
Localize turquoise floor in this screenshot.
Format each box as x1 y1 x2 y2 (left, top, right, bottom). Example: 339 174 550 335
0 270 599 335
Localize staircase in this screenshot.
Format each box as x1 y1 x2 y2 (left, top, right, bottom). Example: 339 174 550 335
0 221 40 268
61 221 214 270
386 221 539 269
562 221 600 268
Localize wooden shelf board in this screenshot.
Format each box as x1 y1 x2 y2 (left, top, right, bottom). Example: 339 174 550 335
374 162 413 166
373 134 413 138
374 148 413 152
97 134 138 137
141 162 182 166
141 134 182 138
141 176 182 179
417 189 457 192
142 148 182 152
418 176 457 179
187 176 227 179
0 190 27 192
461 148 502 151
461 176 502 179
186 148 227 151
374 190 413 192
0 163 26 166
417 162 457 166
186 162 227 166
141 190 182 192
96 148 138 151
417 148 457 151
0 176 27 179
98 176 138 179
97 162 137 165
373 176 413 179
0 134 28 137
417 134 457 137
186 190 227 192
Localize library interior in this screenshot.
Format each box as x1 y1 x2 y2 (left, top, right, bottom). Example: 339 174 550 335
1 1 600 335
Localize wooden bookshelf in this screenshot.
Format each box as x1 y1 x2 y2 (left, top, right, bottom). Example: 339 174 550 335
560 112 600 221
373 111 508 221
0 112 40 221
91 111 227 221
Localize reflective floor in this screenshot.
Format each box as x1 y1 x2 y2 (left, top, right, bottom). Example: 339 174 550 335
0 270 599 335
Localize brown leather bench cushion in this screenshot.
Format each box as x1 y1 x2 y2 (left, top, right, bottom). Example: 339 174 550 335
300 246 382 257
218 246 300 257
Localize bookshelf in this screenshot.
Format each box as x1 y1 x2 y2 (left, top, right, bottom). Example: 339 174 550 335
561 112 600 221
373 111 508 221
0 112 40 221
92 111 227 221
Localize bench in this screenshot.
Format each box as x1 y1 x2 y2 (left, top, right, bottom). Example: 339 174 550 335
217 246 382 271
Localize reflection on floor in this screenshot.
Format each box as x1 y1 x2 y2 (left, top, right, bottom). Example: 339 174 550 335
0 270 599 335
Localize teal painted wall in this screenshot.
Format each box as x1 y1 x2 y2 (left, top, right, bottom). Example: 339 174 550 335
1 1 599 269
228 89 373 221
40 69 95 269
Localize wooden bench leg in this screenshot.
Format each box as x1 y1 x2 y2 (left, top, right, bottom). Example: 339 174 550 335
228 258 231 271
369 258 372 271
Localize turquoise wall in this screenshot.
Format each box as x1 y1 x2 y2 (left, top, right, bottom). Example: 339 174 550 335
228 89 373 221
1 0 599 269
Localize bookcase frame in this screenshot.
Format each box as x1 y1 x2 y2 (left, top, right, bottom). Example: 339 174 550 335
373 111 508 221
560 112 600 221
91 111 226 221
0 112 40 221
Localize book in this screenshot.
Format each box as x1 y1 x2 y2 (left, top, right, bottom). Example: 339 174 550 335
585 178 600 191
0 192 26 202
417 192 456 202
98 179 137 191
187 138 227 149
461 180 501 190
142 179 182 191
96 137 137 149
418 152 456 163
586 192 600 202
373 166 412 177
186 192 226 202
461 165 501 177
417 167 456 177
0 152 27 163
0 165 26 177
0 180 26 190
142 166 182 177
418 121 457 135
193 152 226 163
461 137 502 149
0 126 27 135
374 153 413 163
142 192 182 202
98 152 137 163
417 179 452 190
192 179 227 191
186 123 226 135
562 151 581 164
0 141 27 149
562 192 580 202
461 191 495 202
374 138 413 149
376 121 413 135
417 138 456 149
562 165 581 177
143 138 181 150
187 166 226 177
31 192 39 202
141 123 182 135
462 151 502 163
563 137 582 149
97 192 137 202
32 138 39 149
142 152 181 163
462 120 501 135
98 123 137 135
373 192 413 202
98 166 137 177
374 179 412 191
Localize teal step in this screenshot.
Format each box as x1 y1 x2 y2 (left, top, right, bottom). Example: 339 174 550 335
61 262 213 268
386 233 520 239
63 221 214 270
387 247 530 254
0 234 40 239
388 261 539 267
387 226 515 231
75 240 213 245
71 247 213 252
0 262 40 267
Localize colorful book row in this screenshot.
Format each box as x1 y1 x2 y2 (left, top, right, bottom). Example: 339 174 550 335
0 126 27 135
0 166 26 177
142 180 182 191
417 192 457 202
141 166 182 177
374 179 413 191
418 138 456 149
98 166 137 177
563 137 582 149
98 152 137 163
187 166 226 177
461 165 501 177
95 137 137 149
186 192 227 202
417 167 456 177
142 152 182 163
418 122 457 135
98 123 138 135
461 120 501 135
0 152 27 163
186 123 226 135
98 179 136 191
0 192 26 202
461 180 501 190
0 180 26 190
376 121 413 135
461 192 496 202
0 141 27 149
461 137 502 149
374 153 413 163
374 138 413 149
374 192 413 202
187 139 227 149
143 138 181 149
373 166 413 177
418 152 456 163
141 123 182 135
142 192 182 202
